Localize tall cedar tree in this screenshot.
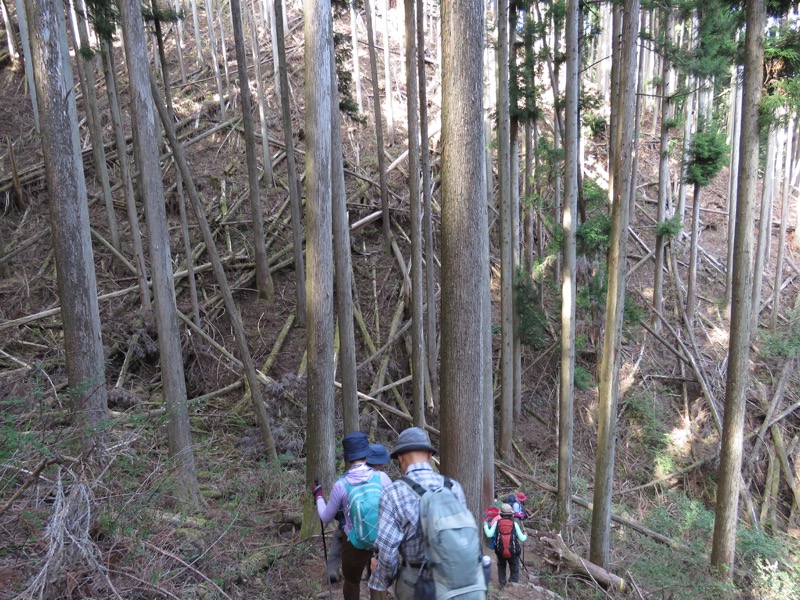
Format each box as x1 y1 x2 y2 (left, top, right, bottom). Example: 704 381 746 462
301 0 336 539
710 0 765 576
26 0 109 454
439 0 490 520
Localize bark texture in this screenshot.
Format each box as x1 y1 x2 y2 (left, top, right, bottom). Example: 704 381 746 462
711 0 765 575
590 0 639 568
118 0 199 505
27 0 108 452
301 0 336 539
439 0 489 521
556 0 579 534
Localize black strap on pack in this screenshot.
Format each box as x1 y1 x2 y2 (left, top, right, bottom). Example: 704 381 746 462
399 476 453 498
400 476 453 497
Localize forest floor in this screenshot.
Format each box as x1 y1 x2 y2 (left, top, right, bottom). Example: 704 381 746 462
3 3 800 600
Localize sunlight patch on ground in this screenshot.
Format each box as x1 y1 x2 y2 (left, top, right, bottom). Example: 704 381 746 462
706 320 730 349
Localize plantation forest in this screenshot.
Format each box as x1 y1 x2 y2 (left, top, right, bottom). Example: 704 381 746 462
2 0 800 597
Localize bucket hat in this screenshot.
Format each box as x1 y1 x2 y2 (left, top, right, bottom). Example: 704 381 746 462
500 503 514 516
390 427 437 459
342 431 369 463
366 443 390 466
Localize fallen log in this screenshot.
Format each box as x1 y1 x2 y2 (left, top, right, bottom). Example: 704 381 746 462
541 533 626 591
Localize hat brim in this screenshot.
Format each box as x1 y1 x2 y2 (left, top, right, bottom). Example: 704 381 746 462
344 451 369 462
390 442 437 459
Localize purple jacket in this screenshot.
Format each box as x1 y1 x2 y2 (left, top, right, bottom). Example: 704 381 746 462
316 463 392 535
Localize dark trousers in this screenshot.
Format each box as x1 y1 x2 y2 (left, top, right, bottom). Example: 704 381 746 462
497 555 520 586
341 538 382 600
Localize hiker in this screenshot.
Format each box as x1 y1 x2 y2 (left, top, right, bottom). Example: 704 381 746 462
507 492 528 519
313 431 391 600
366 443 390 471
483 500 502 551
368 427 487 600
326 443 391 583
483 503 528 586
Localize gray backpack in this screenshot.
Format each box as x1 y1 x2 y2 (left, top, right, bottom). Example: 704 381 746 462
401 477 487 600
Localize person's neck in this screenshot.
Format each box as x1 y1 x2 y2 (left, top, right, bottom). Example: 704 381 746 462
401 458 430 474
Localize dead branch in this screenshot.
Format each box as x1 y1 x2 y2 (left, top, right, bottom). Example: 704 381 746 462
0 457 60 516
143 541 233 600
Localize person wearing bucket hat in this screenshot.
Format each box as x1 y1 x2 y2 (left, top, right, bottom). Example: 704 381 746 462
312 432 391 600
369 427 486 599
366 444 391 471
389 426 437 458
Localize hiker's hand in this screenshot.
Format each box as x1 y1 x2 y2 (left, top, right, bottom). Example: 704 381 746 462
311 482 324 500
371 557 378 573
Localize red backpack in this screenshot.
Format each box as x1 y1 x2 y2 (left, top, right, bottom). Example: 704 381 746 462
494 517 521 559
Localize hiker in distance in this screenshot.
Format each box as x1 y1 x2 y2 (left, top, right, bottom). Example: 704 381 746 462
313 432 391 600
326 443 392 583
368 427 488 600
484 503 528 586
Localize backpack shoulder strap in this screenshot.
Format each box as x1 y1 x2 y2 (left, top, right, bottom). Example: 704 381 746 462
400 476 427 497
443 477 453 490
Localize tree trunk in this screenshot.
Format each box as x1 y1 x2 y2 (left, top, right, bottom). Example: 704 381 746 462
676 13 697 230
556 0 579 536
273 0 306 324
301 0 336 539
216 0 231 89
405 0 427 427
72 0 120 253
653 8 673 325
117 0 199 506
383 0 394 146
172 0 187 83
14 0 38 130
710 0 765 576
249 0 274 186
590 0 638 568
724 67 742 316
188 0 204 64
771 116 794 329
101 39 151 315
629 9 646 225
329 37 359 436
1 0 19 67
204 0 227 119
484 0 494 218
497 0 513 461
752 126 778 332
231 0 274 300
364 0 391 250
440 0 489 521
416 0 437 401
350 0 362 113
27 0 109 454
268 0 281 98
152 1 202 328
686 183 702 325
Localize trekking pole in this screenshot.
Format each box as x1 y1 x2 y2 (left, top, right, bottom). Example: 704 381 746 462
315 480 335 600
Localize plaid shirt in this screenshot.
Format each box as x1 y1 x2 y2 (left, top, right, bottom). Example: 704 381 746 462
368 461 467 592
